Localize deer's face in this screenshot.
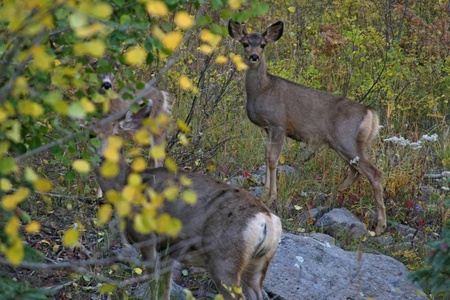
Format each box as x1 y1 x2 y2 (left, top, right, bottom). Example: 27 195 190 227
99 72 115 90
228 20 284 68
240 33 267 66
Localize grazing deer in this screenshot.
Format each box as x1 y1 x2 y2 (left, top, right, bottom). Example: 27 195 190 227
90 100 282 300
228 20 386 235
87 59 171 198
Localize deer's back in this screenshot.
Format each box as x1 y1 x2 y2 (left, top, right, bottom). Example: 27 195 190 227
139 168 273 264
246 74 369 144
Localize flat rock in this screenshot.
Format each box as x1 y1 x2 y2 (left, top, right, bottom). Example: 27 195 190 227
264 233 427 300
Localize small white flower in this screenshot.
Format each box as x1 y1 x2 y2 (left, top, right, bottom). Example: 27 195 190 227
421 134 438 142
442 186 449 191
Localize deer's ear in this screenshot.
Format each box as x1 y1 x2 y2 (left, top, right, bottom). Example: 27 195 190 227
228 19 246 41
119 100 153 131
263 21 284 43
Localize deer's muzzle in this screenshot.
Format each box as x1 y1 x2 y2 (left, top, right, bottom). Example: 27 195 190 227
102 81 112 89
249 54 259 62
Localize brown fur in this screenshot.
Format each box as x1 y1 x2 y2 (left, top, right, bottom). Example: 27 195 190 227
229 20 386 235
93 104 282 300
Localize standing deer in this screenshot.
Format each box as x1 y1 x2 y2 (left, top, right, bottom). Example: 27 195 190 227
228 20 386 235
90 100 282 300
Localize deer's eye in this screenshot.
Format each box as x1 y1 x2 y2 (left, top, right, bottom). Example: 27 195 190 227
261 44 266 49
243 43 249 48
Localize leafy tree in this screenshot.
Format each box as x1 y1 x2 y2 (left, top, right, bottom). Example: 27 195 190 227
0 0 270 296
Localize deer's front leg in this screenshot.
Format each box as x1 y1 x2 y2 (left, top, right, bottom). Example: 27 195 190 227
265 127 285 206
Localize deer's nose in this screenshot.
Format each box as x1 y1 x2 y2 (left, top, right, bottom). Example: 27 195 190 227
249 54 259 62
102 82 112 89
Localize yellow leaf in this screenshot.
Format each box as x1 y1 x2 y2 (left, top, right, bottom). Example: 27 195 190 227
0 108 8 123
179 75 192 90
17 100 44 118
233 286 243 295
107 136 123 149
288 6 296 13
181 190 197 205
127 173 142 186
92 2 112 19
166 217 182 237
279 155 286 164
174 11 194 30
100 161 119 178
54 59 61 66
134 267 143 275
73 159 91 173
134 212 156 234
152 25 166 40
0 178 12 192
180 175 193 187
146 1 168 18
1 187 30 211
155 213 172 234
231 54 248 71
200 30 221 47
150 144 166 160
163 185 179 201
13 76 28 97
5 216 20 236
115 200 131 217
124 47 147 66
162 31 183 52
134 129 151 146
199 44 214 55
80 97 95 113
30 45 53 71
131 157 147 172
25 221 41 234
75 22 106 38
0 141 10 156
177 119 191 133
5 238 24 266
4 120 21 143
73 40 105 58
63 228 79 247
179 133 189 146
206 165 215 172
105 190 120 204
126 147 142 158
33 178 53 192
103 147 120 163
216 55 228 64
165 158 178 173
228 0 241 10
98 204 112 225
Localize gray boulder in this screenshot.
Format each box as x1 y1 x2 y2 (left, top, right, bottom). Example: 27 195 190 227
264 233 427 300
315 208 368 239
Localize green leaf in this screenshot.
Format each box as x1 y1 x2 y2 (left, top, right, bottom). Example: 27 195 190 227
67 102 86 119
0 157 17 175
90 138 101 148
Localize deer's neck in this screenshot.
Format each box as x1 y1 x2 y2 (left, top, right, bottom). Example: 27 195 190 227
245 58 271 99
